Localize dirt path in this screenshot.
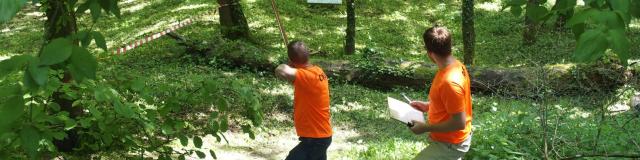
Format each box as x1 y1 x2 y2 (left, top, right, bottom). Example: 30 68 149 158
175 125 364 160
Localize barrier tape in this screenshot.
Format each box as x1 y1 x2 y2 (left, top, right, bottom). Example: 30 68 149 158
112 19 193 54
110 2 236 55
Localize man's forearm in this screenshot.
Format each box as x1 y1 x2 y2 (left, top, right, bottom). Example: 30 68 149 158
424 119 464 133
412 118 465 135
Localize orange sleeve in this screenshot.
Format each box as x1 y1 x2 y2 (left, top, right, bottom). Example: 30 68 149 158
294 69 305 86
440 82 465 114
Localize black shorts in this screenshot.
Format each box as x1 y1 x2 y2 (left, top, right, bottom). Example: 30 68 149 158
285 136 332 160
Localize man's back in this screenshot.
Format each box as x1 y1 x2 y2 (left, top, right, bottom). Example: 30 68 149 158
293 66 332 138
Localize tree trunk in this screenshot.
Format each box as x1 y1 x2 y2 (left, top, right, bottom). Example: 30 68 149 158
44 0 77 42
523 0 539 45
344 0 356 55
44 0 82 152
551 0 574 29
217 0 250 40
461 0 475 65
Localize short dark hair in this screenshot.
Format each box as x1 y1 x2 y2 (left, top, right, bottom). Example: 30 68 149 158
287 40 309 64
423 26 452 57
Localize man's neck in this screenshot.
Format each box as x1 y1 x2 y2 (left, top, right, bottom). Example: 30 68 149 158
292 63 311 68
436 56 455 69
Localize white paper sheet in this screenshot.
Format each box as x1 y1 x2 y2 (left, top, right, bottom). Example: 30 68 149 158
387 97 425 124
307 0 342 4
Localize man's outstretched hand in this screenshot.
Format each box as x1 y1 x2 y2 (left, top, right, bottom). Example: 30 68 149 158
409 101 429 112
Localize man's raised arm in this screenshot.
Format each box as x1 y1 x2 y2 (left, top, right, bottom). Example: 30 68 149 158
275 64 297 83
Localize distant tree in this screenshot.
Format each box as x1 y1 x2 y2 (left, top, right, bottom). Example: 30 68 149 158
43 0 82 152
345 0 356 55
505 0 639 64
522 0 542 45
44 0 77 41
462 0 475 65
217 0 250 40
551 0 576 29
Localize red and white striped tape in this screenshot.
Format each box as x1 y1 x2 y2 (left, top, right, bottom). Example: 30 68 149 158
113 19 193 55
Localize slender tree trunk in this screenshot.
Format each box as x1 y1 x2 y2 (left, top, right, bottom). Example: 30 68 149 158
551 1 573 29
217 0 250 40
44 0 82 152
462 0 475 65
523 0 539 45
344 0 356 55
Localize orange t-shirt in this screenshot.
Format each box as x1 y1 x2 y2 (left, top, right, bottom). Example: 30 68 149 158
293 65 332 138
427 60 473 144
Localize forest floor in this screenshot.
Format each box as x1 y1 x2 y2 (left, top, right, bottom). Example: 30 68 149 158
2 0 640 159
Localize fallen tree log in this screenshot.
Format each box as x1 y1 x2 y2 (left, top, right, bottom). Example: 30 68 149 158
167 34 638 97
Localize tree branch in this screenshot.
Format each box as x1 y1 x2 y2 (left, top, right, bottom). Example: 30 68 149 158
561 153 640 160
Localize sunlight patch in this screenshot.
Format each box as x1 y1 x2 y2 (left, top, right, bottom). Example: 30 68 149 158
24 11 44 17
259 84 293 96
381 11 408 22
477 2 501 12
122 1 151 13
0 53 19 61
333 101 367 112
608 103 630 113
172 4 210 12
567 107 591 119
630 20 640 29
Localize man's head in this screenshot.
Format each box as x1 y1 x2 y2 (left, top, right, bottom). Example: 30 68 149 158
423 26 452 61
287 40 310 67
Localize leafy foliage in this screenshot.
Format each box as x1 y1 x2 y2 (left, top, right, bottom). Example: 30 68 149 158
503 0 638 65
0 0 262 159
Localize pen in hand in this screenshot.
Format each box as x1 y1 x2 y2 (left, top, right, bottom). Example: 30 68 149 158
401 93 412 103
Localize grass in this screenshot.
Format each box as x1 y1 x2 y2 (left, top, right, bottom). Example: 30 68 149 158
2 0 640 159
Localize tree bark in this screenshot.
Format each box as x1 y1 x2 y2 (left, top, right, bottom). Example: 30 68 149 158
551 0 574 29
462 0 475 65
344 0 356 55
523 0 540 45
44 0 82 152
217 0 250 40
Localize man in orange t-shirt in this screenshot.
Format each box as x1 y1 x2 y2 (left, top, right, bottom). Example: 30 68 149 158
408 26 473 160
275 41 332 160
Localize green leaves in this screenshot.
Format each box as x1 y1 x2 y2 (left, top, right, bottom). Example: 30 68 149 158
114 101 135 118
0 96 25 132
40 38 73 66
76 0 121 21
220 117 229 132
0 0 28 23
607 29 630 65
20 125 41 158
93 31 107 51
526 4 549 22
565 1 635 65
68 46 97 82
0 55 32 79
194 136 203 148
179 135 189 146
27 60 50 86
210 150 217 159
89 0 102 21
573 29 608 62
608 0 630 13
195 150 206 159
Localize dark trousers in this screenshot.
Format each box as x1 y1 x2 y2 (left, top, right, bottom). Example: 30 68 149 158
285 136 332 160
